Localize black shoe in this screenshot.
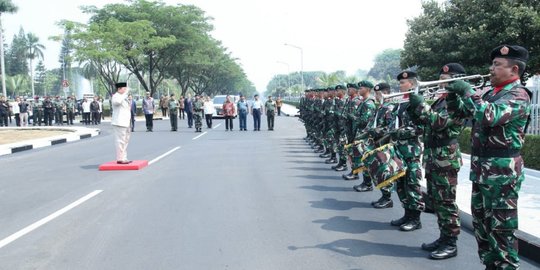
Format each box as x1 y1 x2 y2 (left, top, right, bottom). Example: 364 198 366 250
400 215 422 231
342 173 359 180
353 182 373 192
391 210 409 226
334 165 347 171
421 237 442 252
314 148 325 153
325 157 338 164
331 162 342 170
373 197 393 209
319 152 331 158
430 238 457 260
117 160 132 164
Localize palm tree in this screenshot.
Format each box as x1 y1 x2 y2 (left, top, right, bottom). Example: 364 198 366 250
0 0 18 97
26 32 45 97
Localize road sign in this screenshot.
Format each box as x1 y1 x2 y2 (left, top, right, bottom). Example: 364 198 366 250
62 80 69 88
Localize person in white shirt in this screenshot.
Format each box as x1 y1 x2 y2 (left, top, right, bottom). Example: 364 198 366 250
203 96 215 128
81 98 91 125
250 94 263 131
111 82 132 164
10 97 21 126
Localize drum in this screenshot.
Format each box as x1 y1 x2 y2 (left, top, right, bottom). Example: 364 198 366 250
348 139 373 174
361 143 407 188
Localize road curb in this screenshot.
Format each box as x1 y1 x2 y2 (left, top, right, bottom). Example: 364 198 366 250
0 126 100 156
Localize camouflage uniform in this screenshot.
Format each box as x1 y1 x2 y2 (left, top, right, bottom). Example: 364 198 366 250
193 97 204 132
168 97 179 131
353 98 396 203
327 94 345 163
54 97 65 125
65 98 76 125
336 94 360 168
410 92 465 258
449 79 531 269
392 100 425 228
32 98 43 126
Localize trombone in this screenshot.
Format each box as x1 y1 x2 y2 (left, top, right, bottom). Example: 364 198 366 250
382 74 491 100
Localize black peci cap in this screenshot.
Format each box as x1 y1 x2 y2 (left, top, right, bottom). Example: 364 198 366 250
115 82 127 88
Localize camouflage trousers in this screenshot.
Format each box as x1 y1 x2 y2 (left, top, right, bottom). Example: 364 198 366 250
426 168 460 237
472 181 522 270
194 113 203 128
396 157 425 211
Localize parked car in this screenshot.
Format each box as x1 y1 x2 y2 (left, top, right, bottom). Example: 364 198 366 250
212 95 240 118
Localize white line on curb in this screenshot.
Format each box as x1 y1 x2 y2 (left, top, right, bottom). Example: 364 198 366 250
149 146 181 165
192 132 207 140
0 190 103 249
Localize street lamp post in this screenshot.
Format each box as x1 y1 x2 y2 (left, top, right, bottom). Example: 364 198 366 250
284 43 304 90
276 61 291 98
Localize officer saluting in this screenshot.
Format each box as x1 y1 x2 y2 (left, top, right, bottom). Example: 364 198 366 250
446 45 531 270
111 82 132 164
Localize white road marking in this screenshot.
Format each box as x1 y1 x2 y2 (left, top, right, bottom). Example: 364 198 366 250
192 132 208 140
213 123 222 129
149 146 181 165
0 190 103 249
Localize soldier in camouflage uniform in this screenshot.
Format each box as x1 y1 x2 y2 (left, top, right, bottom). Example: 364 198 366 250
333 83 360 172
324 85 346 165
32 96 43 126
193 94 204 132
348 82 396 209
311 89 326 153
408 63 467 259
43 96 55 126
54 96 65 125
168 94 179 131
319 88 335 159
446 45 531 270
390 71 425 232
65 96 76 125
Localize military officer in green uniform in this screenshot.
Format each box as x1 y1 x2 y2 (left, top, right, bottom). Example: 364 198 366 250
265 95 276 130
54 96 65 125
390 71 425 231
446 45 531 270
193 94 204 132
333 83 360 172
65 96 76 125
346 82 395 209
408 63 467 259
32 96 43 126
168 94 179 131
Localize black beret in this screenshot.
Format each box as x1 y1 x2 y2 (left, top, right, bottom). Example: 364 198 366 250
439 63 466 75
346 83 358 89
374 82 391 92
357 80 374 89
397 71 417 81
115 82 127 88
327 87 334 91
335 85 345 90
490 44 529 62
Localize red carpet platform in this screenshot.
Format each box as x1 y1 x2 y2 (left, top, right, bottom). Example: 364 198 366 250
99 160 149 171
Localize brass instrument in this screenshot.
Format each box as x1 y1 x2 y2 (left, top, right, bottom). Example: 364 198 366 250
383 74 491 100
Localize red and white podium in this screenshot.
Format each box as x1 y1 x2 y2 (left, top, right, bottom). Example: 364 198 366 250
99 160 149 171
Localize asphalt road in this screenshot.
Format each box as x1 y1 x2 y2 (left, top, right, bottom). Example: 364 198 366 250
0 116 538 270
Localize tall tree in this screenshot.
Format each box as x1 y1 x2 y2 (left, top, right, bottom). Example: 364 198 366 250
26 32 45 96
7 28 27 76
34 60 46 95
402 0 540 80
368 49 402 84
0 0 18 97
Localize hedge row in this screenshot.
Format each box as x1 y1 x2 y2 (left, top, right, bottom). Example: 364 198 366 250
458 128 540 170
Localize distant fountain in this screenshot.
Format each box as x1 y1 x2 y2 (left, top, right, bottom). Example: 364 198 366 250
76 75 94 99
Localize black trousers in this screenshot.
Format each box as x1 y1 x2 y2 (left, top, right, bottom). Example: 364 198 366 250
186 111 193 127
145 114 154 131
253 109 261 130
267 112 274 130
277 106 281 116
44 110 54 126
205 114 213 128
170 112 178 130
225 115 233 130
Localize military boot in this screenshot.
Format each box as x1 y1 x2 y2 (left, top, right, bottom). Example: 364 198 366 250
319 149 331 158
325 155 338 164
400 210 422 231
421 233 443 252
331 160 344 170
391 209 410 226
334 164 347 171
372 196 393 209
430 236 457 260
342 172 359 180
353 181 373 192
314 146 325 153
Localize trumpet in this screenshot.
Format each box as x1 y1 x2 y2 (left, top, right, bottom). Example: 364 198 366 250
382 74 491 100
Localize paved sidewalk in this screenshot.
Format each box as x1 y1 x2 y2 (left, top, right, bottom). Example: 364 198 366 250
0 126 100 156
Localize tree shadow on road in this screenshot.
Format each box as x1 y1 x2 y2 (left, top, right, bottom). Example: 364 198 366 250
294 174 337 180
290 166 330 171
313 216 394 234
288 238 425 258
287 160 322 164
299 185 352 192
309 198 372 210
